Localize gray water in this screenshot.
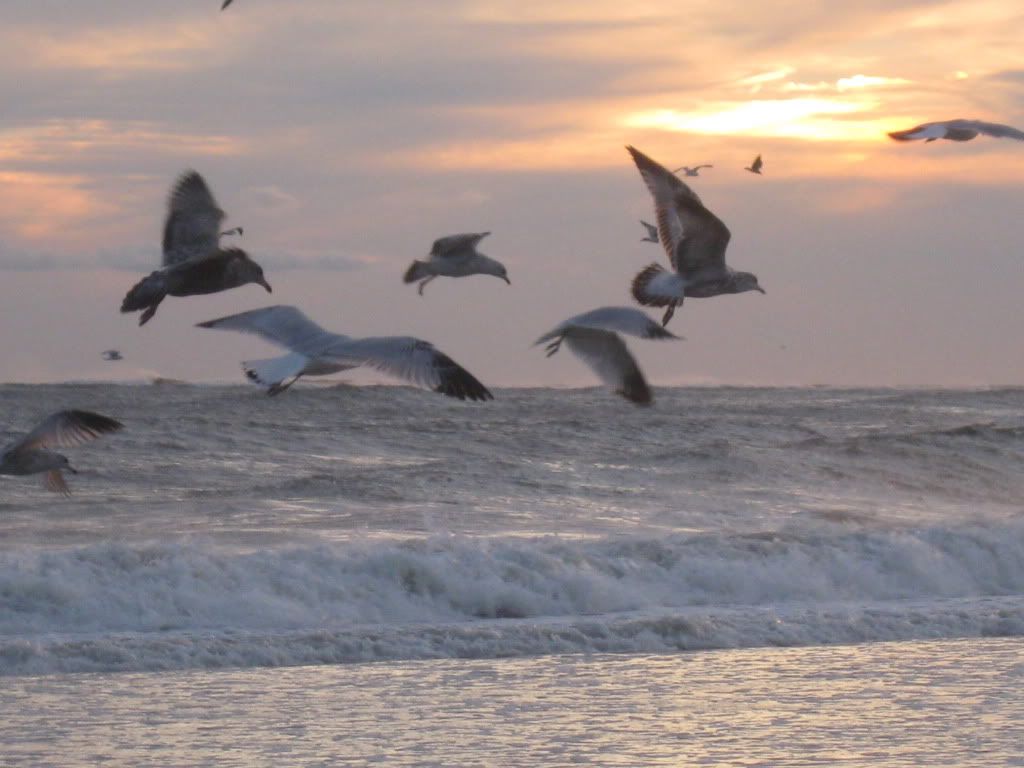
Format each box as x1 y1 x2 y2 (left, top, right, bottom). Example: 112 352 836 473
1 384 1023 675
3 383 1023 764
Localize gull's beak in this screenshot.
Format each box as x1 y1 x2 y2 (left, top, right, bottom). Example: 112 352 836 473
757 287 766 294
502 276 511 285
259 278 272 293
67 466 78 474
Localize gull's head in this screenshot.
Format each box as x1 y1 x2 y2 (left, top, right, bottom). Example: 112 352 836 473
483 258 510 285
735 272 765 295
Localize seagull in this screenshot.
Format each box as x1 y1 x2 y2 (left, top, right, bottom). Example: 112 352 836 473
535 307 679 405
744 154 763 175
403 232 510 296
121 171 270 326
672 164 713 177
102 350 123 361
887 119 1024 143
197 305 494 400
627 145 765 327
640 220 660 243
1 410 123 495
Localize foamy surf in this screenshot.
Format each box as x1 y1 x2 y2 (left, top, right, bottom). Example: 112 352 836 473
3 523 1024 675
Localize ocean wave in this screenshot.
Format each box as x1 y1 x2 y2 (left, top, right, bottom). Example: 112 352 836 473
3 597 1022 676
3 524 1024 674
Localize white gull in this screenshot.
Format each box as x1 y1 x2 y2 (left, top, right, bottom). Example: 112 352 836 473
197 305 493 400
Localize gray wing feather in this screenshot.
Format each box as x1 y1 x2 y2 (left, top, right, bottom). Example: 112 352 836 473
626 146 730 277
11 410 123 453
564 330 652 405
162 171 226 266
430 232 490 261
196 305 350 356
971 120 1024 140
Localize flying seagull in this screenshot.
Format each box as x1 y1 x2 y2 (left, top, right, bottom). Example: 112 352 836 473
887 119 1024 143
197 305 494 400
1 410 123 495
102 350 123 361
744 154 763 175
640 220 660 243
627 145 765 327
403 232 510 296
535 307 679 405
672 164 713 177
121 171 270 326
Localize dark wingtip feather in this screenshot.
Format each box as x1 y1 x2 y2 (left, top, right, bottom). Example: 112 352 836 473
66 410 124 436
617 369 652 405
432 353 494 402
887 130 914 141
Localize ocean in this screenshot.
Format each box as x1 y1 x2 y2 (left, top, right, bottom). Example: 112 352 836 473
1 383 1022 764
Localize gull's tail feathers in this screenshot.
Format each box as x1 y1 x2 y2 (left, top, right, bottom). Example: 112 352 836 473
121 271 167 326
242 353 310 394
631 264 683 308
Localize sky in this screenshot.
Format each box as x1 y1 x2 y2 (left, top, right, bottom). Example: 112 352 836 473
1 0 1022 387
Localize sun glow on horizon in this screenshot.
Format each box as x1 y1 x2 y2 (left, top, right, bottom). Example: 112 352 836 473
623 98 896 141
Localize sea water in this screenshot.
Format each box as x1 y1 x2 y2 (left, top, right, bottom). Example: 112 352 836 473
0 384 1022 764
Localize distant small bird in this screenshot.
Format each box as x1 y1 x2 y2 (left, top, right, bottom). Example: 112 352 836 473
221 0 234 9
121 171 270 326
102 350 123 361
535 307 679 405
640 220 660 243
672 164 713 177
0 410 123 494
197 305 494 400
627 145 765 327
887 119 1024 143
403 232 510 296
744 154 763 175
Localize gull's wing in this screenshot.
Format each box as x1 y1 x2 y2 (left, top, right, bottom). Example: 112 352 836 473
967 120 1024 140
564 330 653 405
627 146 731 277
162 170 226 266
536 307 679 345
9 410 122 454
197 305 350 357
888 121 955 141
43 470 70 496
319 336 493 401
430 232 490 261
888 119 1024 142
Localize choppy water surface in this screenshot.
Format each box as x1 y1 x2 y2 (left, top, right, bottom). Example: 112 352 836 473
0 384 1022 674
3 638 1022 766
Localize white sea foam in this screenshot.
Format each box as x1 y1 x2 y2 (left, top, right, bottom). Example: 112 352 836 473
3 523 1024 675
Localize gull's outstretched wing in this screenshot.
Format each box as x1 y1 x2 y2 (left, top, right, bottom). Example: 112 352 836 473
162 171 227 266
320 336 493 401
888 119 1024 142
564 330 653 405
9 410 123 454
197 305 350 356
430 232 490 262
626 146 731 277
536 307 679 346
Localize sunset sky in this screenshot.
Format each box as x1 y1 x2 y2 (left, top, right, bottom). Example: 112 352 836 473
1 0 1022 386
